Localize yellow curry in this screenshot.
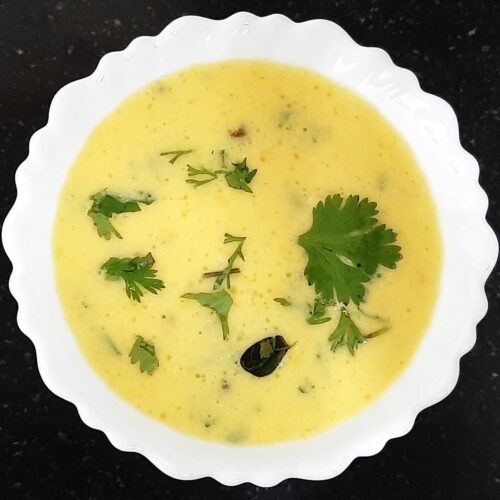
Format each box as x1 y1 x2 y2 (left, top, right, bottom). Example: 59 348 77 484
53 61 441 444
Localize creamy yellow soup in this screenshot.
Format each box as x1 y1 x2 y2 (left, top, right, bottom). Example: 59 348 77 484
53 61 441 444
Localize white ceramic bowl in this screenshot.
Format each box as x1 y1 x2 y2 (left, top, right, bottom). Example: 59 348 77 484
2 12 497 486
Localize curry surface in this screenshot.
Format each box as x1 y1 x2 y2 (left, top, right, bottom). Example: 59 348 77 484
53 61 441 444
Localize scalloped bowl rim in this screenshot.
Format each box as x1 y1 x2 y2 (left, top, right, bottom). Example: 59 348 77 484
2 13 497 486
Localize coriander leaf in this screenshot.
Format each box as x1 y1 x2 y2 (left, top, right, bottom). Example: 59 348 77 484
88 190 154 239
329 310 365 355
160 149 193 164
89 212 121 239
186 164 219 188
182 290 233 340
274 297 291 306
203 233 246 290
184 158 256 193
298 194 402 305
129 335 159 374
202 268 241 279
240 335 291 377
307 297 332 324
225 158 257 193
101 252 165 302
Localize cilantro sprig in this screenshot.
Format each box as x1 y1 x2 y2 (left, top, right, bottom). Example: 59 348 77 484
299 194 402 355
88 190 154 240
101 252 165 302
203 233 246 289
299 194 401 304
182 290 233 340
186 165 220 187
329 309 365 355
185 157 257 193
183 233 246 339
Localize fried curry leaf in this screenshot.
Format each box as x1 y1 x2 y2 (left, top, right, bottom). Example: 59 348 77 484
224 158 257 193
101 252 165 302
329 310 366 355
129 335 159 374
88 190 154 239
182 290 233 340
240 335 291 377
298 194 402 304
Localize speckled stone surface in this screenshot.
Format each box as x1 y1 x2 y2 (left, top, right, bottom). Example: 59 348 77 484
0 1 499 498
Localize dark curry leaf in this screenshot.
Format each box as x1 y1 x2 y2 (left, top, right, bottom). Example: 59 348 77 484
240 335 291 377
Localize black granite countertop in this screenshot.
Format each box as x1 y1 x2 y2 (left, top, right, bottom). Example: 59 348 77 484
1 1 499 499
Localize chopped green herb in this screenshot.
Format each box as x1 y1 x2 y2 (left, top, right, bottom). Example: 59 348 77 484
273 297 292 307
203 233 246 290
224 158 257 193
349 305 390 339
329 309 365 355
182 290 233 340
300 194 401 355
160 149 193 164
185 158 257 193
129 335 159 374
298 194 402 304
87 190 154 239
202 268 241 279
186 164 220 187
101 252 165 302
307 297 332 325
240 335 291 377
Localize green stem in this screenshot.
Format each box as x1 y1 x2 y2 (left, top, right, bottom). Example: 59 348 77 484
219 315 229 340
